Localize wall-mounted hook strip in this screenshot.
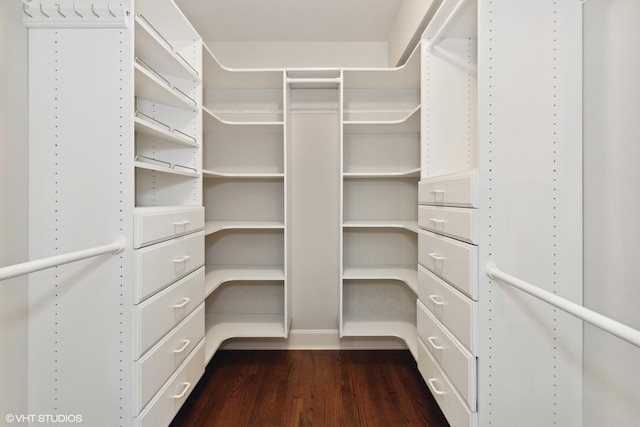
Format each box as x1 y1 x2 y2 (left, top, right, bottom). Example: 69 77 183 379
73 3 83 17
108 4 116 17
40 3 50 18
91 3 100 17
57 4 66 17
23 4 33 17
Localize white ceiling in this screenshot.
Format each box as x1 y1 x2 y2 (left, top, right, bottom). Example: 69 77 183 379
174 0 405 43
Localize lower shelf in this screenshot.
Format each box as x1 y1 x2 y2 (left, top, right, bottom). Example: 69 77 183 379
341 312 418 359
204 313 287 362
343 265 418 294
204 264 285 297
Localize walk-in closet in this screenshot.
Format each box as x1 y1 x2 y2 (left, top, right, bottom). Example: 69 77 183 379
1 0 639 426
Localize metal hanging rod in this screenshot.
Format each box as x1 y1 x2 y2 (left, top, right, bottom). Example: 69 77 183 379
486 262 640 348
0 237 126 282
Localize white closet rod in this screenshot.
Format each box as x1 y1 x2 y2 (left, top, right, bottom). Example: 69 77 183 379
0 237 126 282
486 263 640 348
425 0 469 51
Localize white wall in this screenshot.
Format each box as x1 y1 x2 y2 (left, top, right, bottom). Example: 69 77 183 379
583 1 640 426
207 41 388 69
387 0 441 66
0 0 29 418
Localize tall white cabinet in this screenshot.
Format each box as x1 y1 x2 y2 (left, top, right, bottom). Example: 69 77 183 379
416 1 584 426
26 1 205 426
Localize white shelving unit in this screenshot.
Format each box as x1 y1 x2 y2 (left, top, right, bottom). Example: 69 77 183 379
202 46 289 362
340 46 421 358
25 1 205 426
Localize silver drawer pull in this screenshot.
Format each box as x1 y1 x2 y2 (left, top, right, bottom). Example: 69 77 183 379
428 294 445 306
173 297 190 309
172 382 191 399
427 336 444 351
429 189 445 194
427 378 446 395
429 252 445 261
173 255 191 264
173 340 191 354
429 218 445 224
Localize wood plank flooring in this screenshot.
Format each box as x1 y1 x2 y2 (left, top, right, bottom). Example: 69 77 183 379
170 350 450 427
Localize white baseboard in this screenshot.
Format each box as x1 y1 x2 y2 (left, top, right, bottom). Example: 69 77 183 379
220 329 409 350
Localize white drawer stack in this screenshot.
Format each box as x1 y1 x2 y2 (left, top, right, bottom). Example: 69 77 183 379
417 171 479 427
133 206 206 427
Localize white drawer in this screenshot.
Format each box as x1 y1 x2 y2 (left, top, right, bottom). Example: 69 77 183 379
418 205 478 244
135 339 205 427
419 171 478 207
134 231 204 303
134 206 204 248
417 300 476 411
418 338 477 427
418 265 477 354
418 229 477 300
135 304 204 414
134 267 205 358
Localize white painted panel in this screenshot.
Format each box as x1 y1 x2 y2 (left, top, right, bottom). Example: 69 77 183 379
583 1 640 426
0 0 29 418
289 89 340 330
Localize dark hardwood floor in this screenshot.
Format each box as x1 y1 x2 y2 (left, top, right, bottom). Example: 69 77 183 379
170 350 450 427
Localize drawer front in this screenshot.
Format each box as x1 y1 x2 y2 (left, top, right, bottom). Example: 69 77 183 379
419 171 477 207
135 267 205 358
134 206 204 248
134 231 204 303
418 205 478 244
135 339 205 427
418 265 477 354
418 230 477 300
417 300 476 410
418 338 477 427
135 304 205 413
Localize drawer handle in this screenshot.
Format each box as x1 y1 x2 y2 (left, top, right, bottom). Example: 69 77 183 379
429 252 445 261
428 378 446 395
173 382 191 399
427 336 445 351
173 255 191 264
174 220 191 227
428 294 445 306
173 297 191 309
173 339 191 354
429 218 445 224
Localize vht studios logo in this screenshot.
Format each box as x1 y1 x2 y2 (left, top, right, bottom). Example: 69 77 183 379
6 414 83 423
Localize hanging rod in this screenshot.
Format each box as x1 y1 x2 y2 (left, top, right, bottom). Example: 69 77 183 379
0 237 126 282
425 0 470 52
486 262 640 348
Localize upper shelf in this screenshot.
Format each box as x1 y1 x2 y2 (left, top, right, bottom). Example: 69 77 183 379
342 43 420 89
134 16 200 82
134 115 198 147
203 45 283 90
135 63 198 111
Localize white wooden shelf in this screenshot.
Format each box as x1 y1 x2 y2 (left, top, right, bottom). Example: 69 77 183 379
203 107 284 129
343 168 420 179
342 45 421 89
205 264 285 297
343 105 421 128
341 313 418 358
204 220 285 236
202 170 284 179
134 116 198 147
135 63 198 111
203 45 283 90
134 15 200 82
134 159 199 177
343 265 418 294
343 221 419 234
